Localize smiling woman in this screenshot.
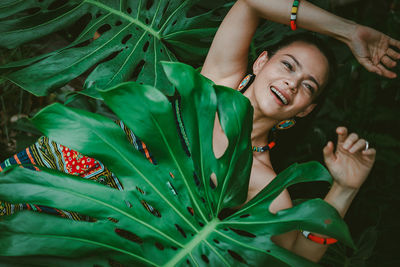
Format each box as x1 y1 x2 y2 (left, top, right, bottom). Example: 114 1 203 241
201 0 399 262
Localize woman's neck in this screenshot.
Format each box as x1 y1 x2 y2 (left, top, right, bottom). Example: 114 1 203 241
243 84 279 146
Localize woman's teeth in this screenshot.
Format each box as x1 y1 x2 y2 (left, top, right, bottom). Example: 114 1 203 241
271 87 288 105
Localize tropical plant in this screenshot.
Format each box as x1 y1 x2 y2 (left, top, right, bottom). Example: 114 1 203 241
0 0 231 98
0 62 354 266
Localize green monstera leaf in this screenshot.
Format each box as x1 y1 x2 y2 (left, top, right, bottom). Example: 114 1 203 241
0 0 228 98
0 62 354 266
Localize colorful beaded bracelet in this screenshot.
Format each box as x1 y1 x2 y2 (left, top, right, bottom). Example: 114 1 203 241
290 0 300 31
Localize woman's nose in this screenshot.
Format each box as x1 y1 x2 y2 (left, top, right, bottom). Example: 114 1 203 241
285 80 298 93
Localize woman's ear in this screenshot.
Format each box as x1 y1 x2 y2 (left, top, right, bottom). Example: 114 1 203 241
296 103 317 118
253 51 269 75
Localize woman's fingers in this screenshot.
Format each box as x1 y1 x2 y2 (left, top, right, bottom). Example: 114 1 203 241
357 57 383 76
362 148 377 157
381 55 397 68
348 139 367 153
336 127 348 144
389 38 400 51
323 141 336 163
387 47 400 60
342 133 359 150
376 63 397 78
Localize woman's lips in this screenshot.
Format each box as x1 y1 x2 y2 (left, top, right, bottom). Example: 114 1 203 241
270 86 289 105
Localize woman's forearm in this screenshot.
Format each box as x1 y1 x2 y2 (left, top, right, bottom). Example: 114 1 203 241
243 0 357 45
324 181 358 218
288 182 359 262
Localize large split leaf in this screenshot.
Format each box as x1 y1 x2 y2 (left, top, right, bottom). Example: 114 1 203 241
0 62 354 266
0 0 228 98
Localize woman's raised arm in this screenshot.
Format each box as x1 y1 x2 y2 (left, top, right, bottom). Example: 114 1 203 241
201 0 400 86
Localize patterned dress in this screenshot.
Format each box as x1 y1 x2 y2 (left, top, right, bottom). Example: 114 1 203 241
0 120 155 220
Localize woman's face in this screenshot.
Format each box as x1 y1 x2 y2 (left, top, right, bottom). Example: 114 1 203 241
250 41 329 121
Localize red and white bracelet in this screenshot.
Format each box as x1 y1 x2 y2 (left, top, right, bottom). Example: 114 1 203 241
301 230 338 245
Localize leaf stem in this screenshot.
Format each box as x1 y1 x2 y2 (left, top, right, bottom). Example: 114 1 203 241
164 218 220 267
85 0 160 39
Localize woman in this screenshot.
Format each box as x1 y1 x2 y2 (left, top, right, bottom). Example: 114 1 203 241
200 0 398 262
1 0 399 263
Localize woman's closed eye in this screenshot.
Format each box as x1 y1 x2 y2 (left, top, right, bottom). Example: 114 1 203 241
282 61 293 71
303 83 315 94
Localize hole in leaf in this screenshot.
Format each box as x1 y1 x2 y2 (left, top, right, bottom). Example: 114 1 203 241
201 255 209 264
140 200 161 217
160 49 163 53
115 20 122 26
229 227 256 238
175 224 187 238
186 259 190 264
198 222 204 227
213 239 220 244
193 172 200 187
172 20 177 26
136 186 145 195
162 2 170 16
121 34 132 44
155 242 164 250
228 249 247 264
97 24 111 35
210 173 217 189
107 217 119 223
71 39 92 49
127 7 132 14
213 114 229 159
146 0 154 10
97 50 122 64
145 18 150 24
143 41 150 52
200 197 205 203
169 172 175 179
167 181 178 195
187 207 194 216
48 0 68 10
115 229 143 244
96 12 102 18
240 214 250 218
267 250 271 253
171 246 177 250
130 60 145 81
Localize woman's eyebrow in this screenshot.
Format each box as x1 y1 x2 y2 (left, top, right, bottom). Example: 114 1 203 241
284 54 321 90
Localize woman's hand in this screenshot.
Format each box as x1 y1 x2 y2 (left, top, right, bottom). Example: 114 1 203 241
347 24 400 78
323 127 376 190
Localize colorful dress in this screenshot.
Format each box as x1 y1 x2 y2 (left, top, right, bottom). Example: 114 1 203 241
0 120 155 220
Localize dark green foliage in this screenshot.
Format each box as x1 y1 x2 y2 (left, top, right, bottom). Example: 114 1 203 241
0 62 353 266
0 0 228 98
